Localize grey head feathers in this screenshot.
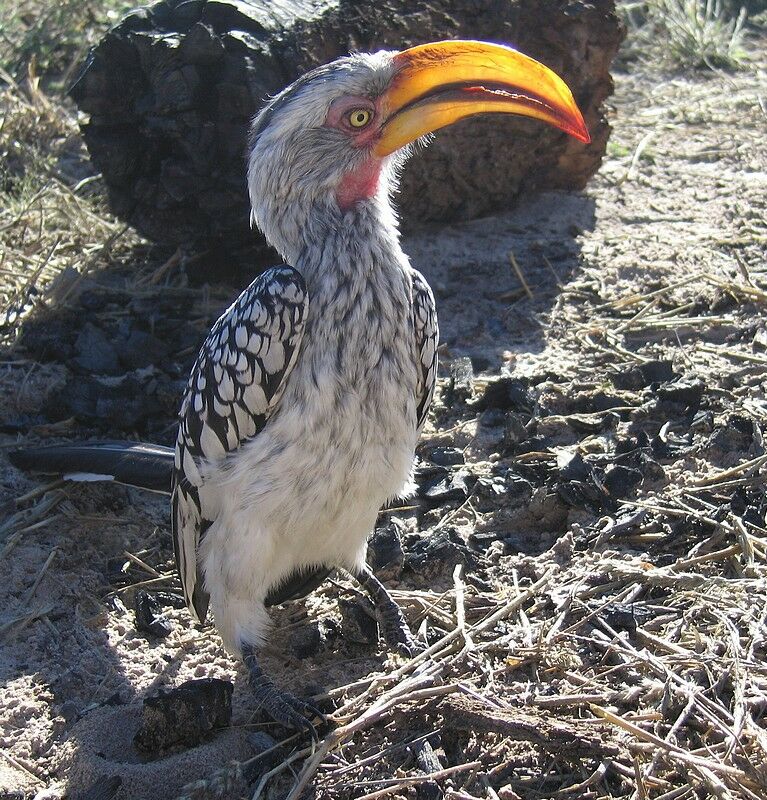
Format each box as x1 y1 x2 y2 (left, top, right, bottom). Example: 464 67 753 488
246 51 403 262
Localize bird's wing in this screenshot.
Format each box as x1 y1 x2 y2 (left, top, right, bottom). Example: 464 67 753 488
412 269 439 433
172 266 309 622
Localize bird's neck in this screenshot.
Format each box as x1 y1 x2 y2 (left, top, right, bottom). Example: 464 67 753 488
267 193 411 295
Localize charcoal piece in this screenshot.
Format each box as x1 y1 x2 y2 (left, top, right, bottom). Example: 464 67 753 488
603 465 643 499
445 357 474 406
709 289 738 314
133 677 233 753
615 431 650 456
134 590 173 638
640 359 677 384
709 415 755 453
422 469 472 503
691 409 715 432
475 475 507 499
152 590 187 608
615 434 665 474
114 328 172 370
405 529 478 578
289 623 322 659
588 391 630 412
474 474 508 513
597 602 655 637
473 377 534 412
598 508 647 538
479 408 506 428
367 521 405 581
653 379 704 409
514 434 552 455
428 447 464 467
555 456 617 512
68 0 624 254
503 413 530 450
60 700 80 724
289 618 340 659
638 453 666 482
73 323 121 375
610 359 676 389
649 436 671 460
338 598 378 645
566 411 620 434
558 452 590 482
470 354 492 372
19 311 79 362
414 461 450 486
730 487 767 526
557 479 613 513
411 739 444 800
469 530 503 547
650 427 693 460
506 475 536 499
106 556 139 587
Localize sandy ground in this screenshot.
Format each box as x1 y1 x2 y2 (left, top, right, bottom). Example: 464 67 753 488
1 46 767 800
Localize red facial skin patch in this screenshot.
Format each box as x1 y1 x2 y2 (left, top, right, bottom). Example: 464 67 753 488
324 95 385 211
336 158 383 211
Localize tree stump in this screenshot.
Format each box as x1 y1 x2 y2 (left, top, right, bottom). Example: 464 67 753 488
70 0 625 258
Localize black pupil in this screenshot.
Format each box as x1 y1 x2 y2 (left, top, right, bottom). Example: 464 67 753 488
355 112 366 124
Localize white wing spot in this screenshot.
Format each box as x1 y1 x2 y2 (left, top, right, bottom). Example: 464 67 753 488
219 372 235 402
200 423 226 460
182 448 202 486
261 340 284 375
242 381 267 413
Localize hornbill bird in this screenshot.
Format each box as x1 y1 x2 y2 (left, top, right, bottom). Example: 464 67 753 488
10 41 589 732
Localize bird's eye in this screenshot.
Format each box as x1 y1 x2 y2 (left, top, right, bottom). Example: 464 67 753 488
348 109 372 128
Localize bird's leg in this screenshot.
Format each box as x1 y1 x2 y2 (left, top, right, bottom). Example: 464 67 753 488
356 565 420 657
241 643 325 737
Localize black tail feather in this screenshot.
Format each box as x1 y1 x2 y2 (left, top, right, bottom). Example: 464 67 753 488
264 566 333 607
9 442 174 494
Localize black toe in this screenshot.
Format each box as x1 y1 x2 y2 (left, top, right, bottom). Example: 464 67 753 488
243 644 325 736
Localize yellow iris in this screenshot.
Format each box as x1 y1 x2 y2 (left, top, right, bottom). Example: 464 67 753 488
348 109 372 128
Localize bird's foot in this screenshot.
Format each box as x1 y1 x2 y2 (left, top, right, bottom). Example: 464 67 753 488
242 645 326 738
357 566 422 657
378 599 421 658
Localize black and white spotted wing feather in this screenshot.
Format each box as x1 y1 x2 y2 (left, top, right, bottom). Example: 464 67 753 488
412 270 439 432
172 266 308 622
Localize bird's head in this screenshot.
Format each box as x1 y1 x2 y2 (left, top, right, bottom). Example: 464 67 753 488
247 40 590 261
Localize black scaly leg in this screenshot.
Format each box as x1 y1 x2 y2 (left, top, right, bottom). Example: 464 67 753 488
357 565 420 657
242 644 325 737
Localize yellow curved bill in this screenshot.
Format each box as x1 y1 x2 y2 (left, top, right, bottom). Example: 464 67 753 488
375 40 590 157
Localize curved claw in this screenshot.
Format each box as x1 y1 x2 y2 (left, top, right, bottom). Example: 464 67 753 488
356 566 422 657
242 644 326 738
260 690 324 741
394 631 424 659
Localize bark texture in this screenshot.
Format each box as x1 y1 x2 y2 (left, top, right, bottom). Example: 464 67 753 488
70 0 625 255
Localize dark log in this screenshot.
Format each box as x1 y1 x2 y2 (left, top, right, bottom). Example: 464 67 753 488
70 0 624 258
